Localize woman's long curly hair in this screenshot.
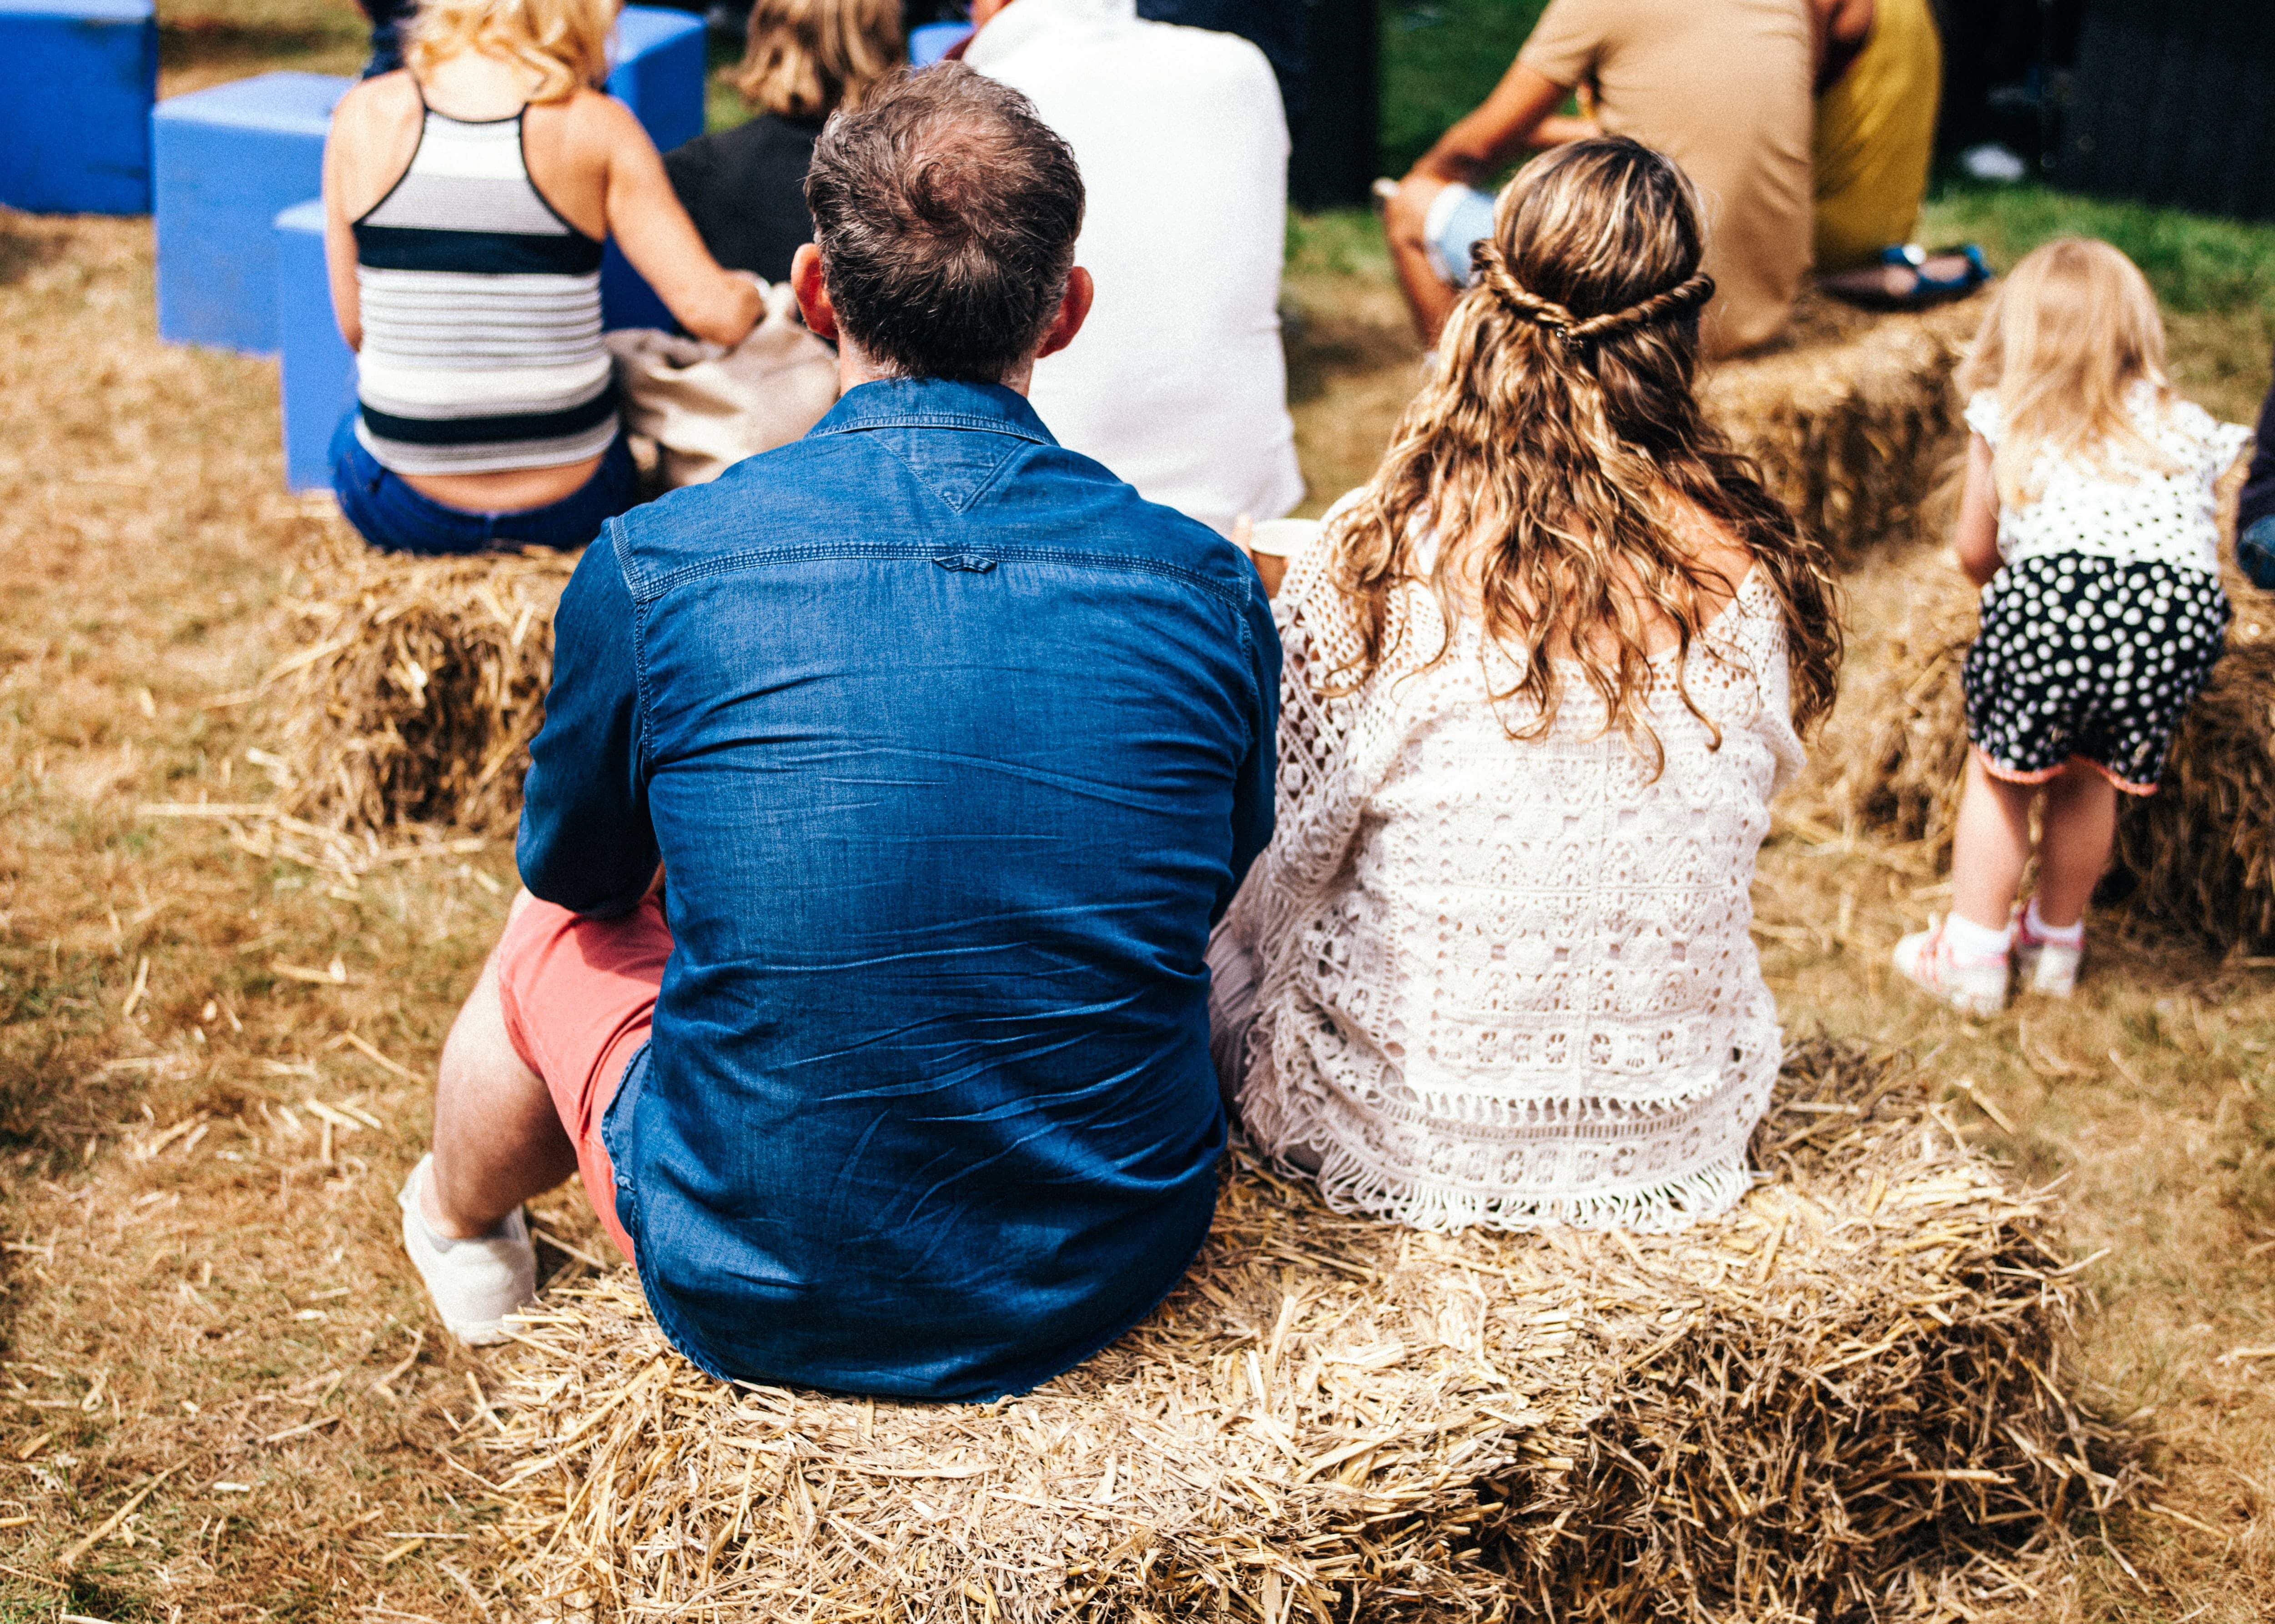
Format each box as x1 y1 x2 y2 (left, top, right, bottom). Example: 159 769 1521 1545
1329 137 1841 761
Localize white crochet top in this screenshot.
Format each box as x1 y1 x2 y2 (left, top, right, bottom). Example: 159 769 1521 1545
1963 382 2251 575
1218 537 1804 1233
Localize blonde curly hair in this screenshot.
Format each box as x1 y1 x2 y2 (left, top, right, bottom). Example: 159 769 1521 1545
1328 137 1842 764
404 0 617 105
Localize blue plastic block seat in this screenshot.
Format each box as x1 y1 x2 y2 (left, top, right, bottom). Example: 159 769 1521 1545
0 0 159 215
155 70 347 353
608 5 706 151
274 201 355 493
599 5 708 330
910 21 974 66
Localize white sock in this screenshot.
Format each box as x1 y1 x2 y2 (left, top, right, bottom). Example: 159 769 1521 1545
1942 913 2013 960
2024 898 2084 947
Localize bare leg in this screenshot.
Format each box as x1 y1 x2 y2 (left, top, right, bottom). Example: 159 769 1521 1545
1381 178 1461 348
2029 760 2119 928
426 890 579 1239
1949 751 2038 933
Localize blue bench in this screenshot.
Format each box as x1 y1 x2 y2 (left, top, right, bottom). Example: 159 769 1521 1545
599 5 707 331
274 201 354 493
269 6 710 489
155 71 347 353
909 21 974 66
0 0 158 215
608 5 706 152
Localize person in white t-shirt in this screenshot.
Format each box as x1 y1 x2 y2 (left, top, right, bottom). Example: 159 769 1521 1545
964 0 1303 533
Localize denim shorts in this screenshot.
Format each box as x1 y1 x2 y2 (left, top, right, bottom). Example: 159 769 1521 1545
2240 515 2275 591
328 412 639 556
1423 182 1498 287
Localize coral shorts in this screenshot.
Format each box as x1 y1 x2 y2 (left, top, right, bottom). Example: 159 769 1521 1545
493 895 672 1264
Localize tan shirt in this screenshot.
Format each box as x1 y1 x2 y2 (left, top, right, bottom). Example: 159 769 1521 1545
1520 0 1813 357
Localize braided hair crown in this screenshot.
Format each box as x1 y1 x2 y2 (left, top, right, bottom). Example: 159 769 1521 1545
1470 239 1712 352
1455 136 1716 360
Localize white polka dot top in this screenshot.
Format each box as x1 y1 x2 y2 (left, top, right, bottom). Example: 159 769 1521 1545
1964 381 2252 575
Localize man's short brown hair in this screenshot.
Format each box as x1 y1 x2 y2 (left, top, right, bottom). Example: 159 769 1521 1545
804 65 1086 383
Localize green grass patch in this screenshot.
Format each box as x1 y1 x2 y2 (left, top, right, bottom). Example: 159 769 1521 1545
1286 207 1393 283
1921 180 2275 321
1379 0 1546 176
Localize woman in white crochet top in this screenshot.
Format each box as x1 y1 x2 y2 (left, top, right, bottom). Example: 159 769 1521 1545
1212 138 1842 1233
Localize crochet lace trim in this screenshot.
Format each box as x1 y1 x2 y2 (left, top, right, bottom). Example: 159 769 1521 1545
1220 535 1804 1233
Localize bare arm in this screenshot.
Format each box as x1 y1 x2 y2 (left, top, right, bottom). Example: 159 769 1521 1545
1410 61 1585 187
589 99 762 347
1812 0 1875 93
1382 63 1586 345
1953 433 2002 587
320 76 422 352
322 122 363 352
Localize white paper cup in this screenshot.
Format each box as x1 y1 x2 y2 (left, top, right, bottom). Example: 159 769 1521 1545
1244 518 1322 559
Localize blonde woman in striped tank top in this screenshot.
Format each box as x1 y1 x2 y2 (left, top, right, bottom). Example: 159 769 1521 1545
322 0 765 553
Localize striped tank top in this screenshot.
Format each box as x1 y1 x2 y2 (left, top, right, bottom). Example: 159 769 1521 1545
352 96 618 476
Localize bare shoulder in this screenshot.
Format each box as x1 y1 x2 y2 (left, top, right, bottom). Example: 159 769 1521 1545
554 86 651 156
327 70 424 217
332 68 422 137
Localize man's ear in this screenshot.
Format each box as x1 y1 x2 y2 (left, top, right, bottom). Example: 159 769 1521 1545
1034 266 1094 362
790 243 839 342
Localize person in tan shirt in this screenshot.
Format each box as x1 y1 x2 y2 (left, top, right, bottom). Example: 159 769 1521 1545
1384 0 1814 359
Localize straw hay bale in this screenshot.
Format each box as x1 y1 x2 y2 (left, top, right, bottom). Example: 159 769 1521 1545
2108 625 2275 952
488 1040 2126 1623
1792 543 2275 953
255 548 575 833
1702 294 1985 563
1790 553 1978 854
244 296 1985 837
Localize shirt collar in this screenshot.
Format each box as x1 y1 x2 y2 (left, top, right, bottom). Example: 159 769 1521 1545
808 377 1057 444
963 0 1138 68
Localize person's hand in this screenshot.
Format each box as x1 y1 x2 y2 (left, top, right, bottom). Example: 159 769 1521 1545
1233 515 1288 598
1384 172 1445 253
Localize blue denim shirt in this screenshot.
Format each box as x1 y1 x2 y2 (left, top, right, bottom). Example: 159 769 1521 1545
517 379 1280 1400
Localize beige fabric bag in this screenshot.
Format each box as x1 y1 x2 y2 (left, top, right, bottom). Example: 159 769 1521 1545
604 282 841 488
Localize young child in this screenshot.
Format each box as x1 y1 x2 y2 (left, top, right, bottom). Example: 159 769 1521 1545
1895 238 2253 1016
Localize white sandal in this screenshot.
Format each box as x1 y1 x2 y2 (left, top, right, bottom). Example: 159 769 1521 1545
397 1154 536 1346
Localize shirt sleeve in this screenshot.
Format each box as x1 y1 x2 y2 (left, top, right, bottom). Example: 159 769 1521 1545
515 532 659 918
2244 351 2275 533
1962 390 2002 447
1517 0 1607 89
1217 573 1282 924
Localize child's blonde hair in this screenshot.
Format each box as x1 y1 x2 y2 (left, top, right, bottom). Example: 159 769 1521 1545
736 0 904 120
404 0 618 105
1955 237 2176 505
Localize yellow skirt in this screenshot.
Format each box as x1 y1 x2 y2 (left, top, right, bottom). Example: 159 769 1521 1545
1813 0 1943 271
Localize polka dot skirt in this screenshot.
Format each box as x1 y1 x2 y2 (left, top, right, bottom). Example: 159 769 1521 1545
1962 552 2229 792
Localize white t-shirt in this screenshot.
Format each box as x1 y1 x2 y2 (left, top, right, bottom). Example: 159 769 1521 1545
966 0 1304 533
1964 382 2252 575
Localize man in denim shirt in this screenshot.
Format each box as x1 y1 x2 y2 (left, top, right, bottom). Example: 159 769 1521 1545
394 66 1280 1401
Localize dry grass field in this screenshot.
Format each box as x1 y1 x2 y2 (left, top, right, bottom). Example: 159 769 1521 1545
0 14 2268 1622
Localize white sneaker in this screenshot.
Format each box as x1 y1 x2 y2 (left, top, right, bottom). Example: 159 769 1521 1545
1892 920 2009 1018
2013 910 2083 998
398 1154 536 1346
